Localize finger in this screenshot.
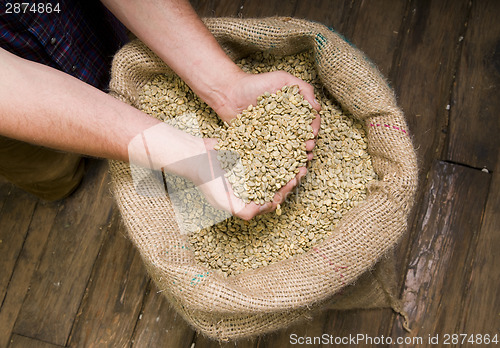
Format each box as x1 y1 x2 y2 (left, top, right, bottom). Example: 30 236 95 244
235 203 262 221
273 175 299 206
296 166 307 181
272 191 284 205
296 83 321 112
307 152 314 161
306 139 316 152
258 191 284 215
311 113 321 137
255 167 308 217
270 187 291 210
257 202 273 216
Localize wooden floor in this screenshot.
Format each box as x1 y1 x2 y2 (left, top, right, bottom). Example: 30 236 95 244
1 0 499 347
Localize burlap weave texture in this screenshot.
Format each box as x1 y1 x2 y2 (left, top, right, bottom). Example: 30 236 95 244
108 17 418 340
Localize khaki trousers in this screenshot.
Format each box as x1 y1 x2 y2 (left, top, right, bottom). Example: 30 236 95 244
0 136 85 201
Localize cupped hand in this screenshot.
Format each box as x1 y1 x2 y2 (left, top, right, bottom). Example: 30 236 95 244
213 70 322 161
213 70 321 124
196 71 323 219
194 138 309 221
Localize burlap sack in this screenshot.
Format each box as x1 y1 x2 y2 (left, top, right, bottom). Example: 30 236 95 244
108 17 418 340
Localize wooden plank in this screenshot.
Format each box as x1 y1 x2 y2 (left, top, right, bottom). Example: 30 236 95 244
67 211 149 347
8 334 63 348
240 0 297 18
449 0 500 335
322 310 395 347
0 200 61 348
460 163 500 335
0 188 37 307
446 0 500 171
391 161 490 339
192 0 243 17
131 284 195 348
349 0 407 76
389 0 470 178
387 0 471 338
12 160 115 346
294 0 358 37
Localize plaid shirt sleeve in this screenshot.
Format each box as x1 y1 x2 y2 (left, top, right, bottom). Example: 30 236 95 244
0 0 129 91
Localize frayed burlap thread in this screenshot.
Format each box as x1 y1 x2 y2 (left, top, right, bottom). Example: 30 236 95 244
108 17 418 340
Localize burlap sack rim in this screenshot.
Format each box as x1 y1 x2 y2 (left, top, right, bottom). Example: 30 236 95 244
108 17 418 340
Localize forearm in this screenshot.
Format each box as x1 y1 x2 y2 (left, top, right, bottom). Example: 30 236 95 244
100 0 244 112
0 48 205 179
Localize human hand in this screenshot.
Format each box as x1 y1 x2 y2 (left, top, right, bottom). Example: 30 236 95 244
193 138 308 221
213 70 321 123
212 70 321 161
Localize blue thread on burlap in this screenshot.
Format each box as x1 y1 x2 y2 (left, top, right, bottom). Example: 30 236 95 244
190 271 210 286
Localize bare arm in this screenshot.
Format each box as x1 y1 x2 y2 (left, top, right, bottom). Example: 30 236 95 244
99 0 322 219
0 47 206 180
0 48 280 219
100 0 321 122
0 1 319 219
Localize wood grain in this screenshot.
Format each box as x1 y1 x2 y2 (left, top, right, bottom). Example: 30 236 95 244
0 200 60 348
12 161 114 346
67 211 149 347
294 0 357 37
0 188 37 307
388 0 472 338
389 0 470 178
192 0 243 18
131 284 195 348
240 0 297 18
460 163 500 335
8 334 62 348
349 0 407 77
446 0 500 171
448 1 500 335
391 161 490 339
